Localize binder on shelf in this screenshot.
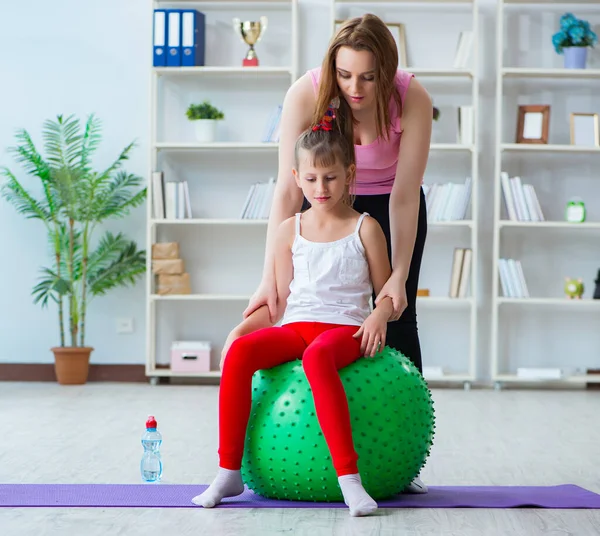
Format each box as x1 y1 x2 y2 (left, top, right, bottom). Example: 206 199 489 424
181 10 206 67
153 10 168 67
167 10 182 67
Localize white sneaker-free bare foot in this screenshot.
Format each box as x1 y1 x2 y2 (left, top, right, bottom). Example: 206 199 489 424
338 473 378 517
191 468 245 508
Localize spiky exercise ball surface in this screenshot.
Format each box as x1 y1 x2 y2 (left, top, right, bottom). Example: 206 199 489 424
241 346 435 502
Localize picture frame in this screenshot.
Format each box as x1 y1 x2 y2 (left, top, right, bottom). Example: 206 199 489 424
516 105 550 144
570 113 599 147
334 20 408 69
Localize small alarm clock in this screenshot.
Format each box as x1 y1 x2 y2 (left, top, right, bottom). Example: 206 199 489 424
565 198 586 223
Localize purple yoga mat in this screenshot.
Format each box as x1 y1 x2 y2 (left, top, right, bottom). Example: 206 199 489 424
1 484 600 509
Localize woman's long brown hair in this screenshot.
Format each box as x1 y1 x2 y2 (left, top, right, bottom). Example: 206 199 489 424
311 14 402 144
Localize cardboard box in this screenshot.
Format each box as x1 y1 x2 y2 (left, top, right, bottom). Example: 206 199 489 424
157 273 191 295
152 242 180 260
171 341 211 373
152 258 185 275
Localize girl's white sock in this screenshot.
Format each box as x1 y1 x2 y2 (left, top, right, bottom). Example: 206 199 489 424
191 467 245 508
338 473 378 517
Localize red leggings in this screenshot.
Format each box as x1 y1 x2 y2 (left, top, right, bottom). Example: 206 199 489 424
219 322 363 477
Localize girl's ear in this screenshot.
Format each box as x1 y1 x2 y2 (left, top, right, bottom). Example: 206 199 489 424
293 168 301 188
346 163 356 184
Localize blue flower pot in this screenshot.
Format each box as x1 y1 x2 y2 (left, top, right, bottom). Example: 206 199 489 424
563 47 588 69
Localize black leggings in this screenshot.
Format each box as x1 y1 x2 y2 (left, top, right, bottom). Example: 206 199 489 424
302 188 427 372
353 189 427 372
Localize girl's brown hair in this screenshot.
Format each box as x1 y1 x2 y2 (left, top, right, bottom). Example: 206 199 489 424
294 120 356 206
311 14 402 144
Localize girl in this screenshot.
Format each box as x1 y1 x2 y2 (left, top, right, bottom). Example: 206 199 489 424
193 106 394 517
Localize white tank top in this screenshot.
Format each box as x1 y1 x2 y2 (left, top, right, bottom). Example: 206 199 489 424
281 212 373 327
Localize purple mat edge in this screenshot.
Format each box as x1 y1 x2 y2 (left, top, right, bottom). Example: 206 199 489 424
2 484 600 509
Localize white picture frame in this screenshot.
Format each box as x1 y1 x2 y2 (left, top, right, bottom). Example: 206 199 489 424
570 113 600 147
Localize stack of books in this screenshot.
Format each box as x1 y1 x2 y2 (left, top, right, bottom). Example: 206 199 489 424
498 258 529 298
500 172 544 221
423 178 471 222
240 178 276 219
449 247 472 298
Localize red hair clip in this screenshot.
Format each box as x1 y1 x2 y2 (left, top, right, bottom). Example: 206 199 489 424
312 98 339 132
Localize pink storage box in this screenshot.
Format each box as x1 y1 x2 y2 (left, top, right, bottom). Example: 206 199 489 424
170 341 212 373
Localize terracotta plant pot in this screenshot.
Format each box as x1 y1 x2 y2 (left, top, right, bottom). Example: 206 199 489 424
51 346 94 385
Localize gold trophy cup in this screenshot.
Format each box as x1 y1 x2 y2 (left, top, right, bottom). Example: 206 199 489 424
233 16 268 67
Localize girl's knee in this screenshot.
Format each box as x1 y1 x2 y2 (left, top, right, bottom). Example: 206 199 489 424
302 345 331 375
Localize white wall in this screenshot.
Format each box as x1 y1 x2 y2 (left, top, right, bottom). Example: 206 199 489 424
1 1 599 379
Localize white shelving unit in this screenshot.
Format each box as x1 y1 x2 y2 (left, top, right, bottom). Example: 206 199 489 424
146 0 299 382
332 0 480 388
491 0 600 389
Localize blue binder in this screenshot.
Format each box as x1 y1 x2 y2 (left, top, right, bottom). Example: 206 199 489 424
152 10 168 67
166 9 182 67
181 10 206 67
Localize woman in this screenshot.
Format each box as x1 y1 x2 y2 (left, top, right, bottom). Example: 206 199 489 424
243 14 432 493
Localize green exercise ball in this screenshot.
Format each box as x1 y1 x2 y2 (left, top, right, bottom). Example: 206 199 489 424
241 346 435 502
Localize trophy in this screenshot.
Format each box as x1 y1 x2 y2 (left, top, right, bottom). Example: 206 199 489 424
233 16 268 67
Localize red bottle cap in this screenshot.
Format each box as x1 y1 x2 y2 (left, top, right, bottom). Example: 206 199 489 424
146 415 157 429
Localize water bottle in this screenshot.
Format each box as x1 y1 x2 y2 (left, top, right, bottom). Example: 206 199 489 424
141 415 163 483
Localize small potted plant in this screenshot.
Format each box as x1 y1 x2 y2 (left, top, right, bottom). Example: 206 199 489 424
1 114 146 385
552 13 598 69
186 101 225 143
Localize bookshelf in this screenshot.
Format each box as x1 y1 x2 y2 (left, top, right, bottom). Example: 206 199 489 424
332 0 480 389
491 0 600 389
146 0 299 382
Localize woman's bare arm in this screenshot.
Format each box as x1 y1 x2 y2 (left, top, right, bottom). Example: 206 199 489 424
261 74 316 283
388 79 432 283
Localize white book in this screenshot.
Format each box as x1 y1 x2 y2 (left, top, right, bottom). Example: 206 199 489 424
500 172 518 221
453 31 473 69
458 106 473 145
440 183 455 221
507 259 524 298
240 184 256 219
261 178 276 219
525 184 545 221
458 248 472 298
183 180 193 219
449 248 466 298
177 182 185 219
512 176 530 221
165 182 177 220
152 171 165 220
522 184 539 222
430 183 448 222
515 260 530 298
458 177 472 220
498 259 510 297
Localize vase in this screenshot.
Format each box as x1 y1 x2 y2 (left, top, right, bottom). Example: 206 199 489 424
194 120 218 143
51 346 93 385
563 47 588 69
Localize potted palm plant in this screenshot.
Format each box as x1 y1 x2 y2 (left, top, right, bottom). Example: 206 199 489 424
1 114 146 385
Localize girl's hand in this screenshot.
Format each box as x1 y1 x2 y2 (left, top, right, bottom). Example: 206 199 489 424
243 278 278 322
220 328 242 371
375 273 408 322
352 310 388 358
